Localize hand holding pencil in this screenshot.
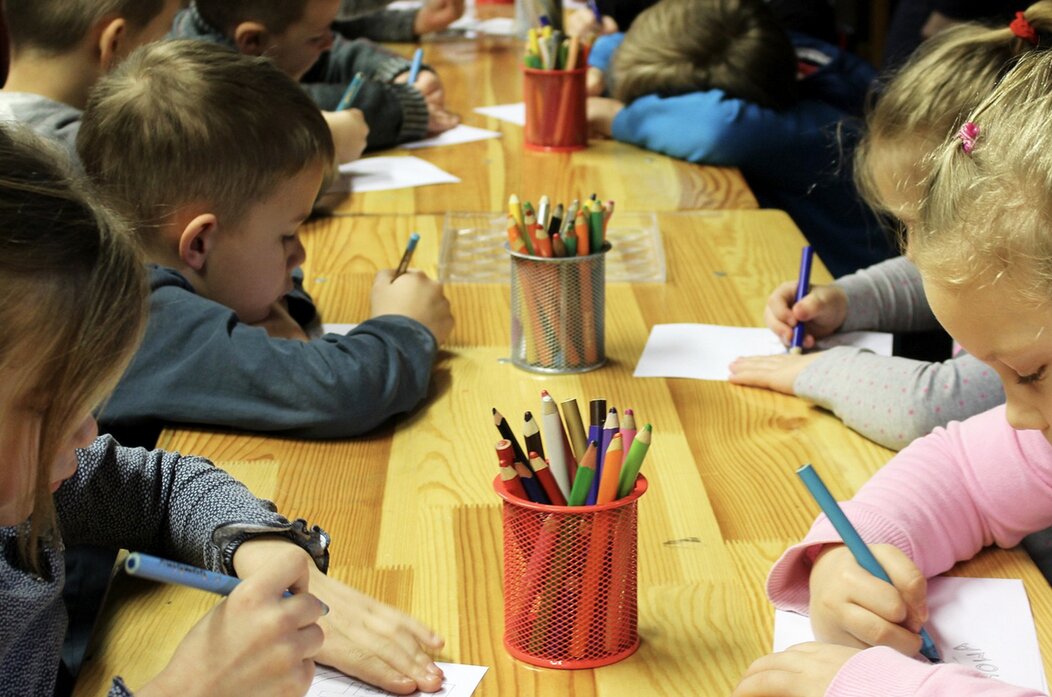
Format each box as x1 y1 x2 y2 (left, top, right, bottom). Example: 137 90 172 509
371 263 454 344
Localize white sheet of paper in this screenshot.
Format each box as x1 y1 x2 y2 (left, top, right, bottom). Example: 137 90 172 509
473 103 526 126
632 323 892 381
335 156 460 193
400 124 502 150
308 663 488 696
321 323 359 335
773 577 1048 692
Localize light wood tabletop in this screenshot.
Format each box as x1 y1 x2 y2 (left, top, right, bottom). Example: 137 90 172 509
74 211 1052 696
323 38 757 215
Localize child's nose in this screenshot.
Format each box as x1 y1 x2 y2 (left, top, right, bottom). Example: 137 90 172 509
289 237 307 268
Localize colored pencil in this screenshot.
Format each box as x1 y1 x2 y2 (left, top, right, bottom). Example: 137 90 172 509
407 47 424 84
523 411 545 461
497 439 528 500
790 245 815 354
568 441 598 506
540 393 573 498
514 461 550 504
336 72 365 111
529 453 568 506
560 398 588 463
588 407 619 505
596 433 623 504
620 408 637 452
492 408 533 473
392 232 420 281
616 424 651 499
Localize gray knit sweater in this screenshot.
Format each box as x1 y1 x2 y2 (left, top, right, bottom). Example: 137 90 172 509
0 436 329 696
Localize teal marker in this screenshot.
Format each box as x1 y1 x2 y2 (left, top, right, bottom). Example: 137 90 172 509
336 72 365 111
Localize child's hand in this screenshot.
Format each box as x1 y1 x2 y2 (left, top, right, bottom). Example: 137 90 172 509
566 8 619 38
586 67 606 97
733 642 860 697
322 109 370 163
587 97 624 137
140 545 325 697
809 544 928 656
414 0 465 35
765 281 848 349
727 352 822 394
251 299 310 341
396 70 446 110
371 269 454 344
425 103 460 136
311 573 446 694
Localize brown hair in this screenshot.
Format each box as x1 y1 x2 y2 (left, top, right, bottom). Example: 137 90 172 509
0 125 147 569
611 0 797 109
195 0 309 35
855 2 1052 224
4 0 168 53
76 39 335 252
915 48 1052 302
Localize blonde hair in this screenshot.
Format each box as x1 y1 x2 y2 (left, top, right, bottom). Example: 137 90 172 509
0 125 147 570
76 40 335 251
856 2 1052 220
915 48 1052 303
195 0 309 35
4 0 168 53
611 0 797 109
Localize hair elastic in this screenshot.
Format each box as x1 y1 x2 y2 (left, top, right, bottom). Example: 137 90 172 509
1011 11 1039 45
958 121 980 154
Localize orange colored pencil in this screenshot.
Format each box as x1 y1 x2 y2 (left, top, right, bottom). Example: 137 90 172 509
596 433 623 504
506 213 528 254
575 208 590 256
529 452 568 506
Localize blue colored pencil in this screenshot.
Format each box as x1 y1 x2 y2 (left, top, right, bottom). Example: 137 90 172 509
407 47 424 85
587 0 602 23
795 464 941 663
124 552 326 611
336 72 365 111
789 245 814 354
392 232 420 281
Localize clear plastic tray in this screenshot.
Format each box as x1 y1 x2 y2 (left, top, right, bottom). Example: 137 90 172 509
439 211 665 283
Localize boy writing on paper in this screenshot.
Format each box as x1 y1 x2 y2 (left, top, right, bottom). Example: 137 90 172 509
0 0 181 163
170 0 459 153
77 40 454 449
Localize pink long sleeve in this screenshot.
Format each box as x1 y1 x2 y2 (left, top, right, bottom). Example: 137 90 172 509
828 647 1045 696
764 405 1052 693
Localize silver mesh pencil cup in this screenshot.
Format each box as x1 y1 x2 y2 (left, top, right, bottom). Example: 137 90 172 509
509 244 609 373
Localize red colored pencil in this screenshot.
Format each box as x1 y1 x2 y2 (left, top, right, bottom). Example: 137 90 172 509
496 439 527 500
529 452 568 506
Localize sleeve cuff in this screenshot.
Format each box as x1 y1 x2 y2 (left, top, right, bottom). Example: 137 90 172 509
374 54 415 83
389 84 430 143
213 516 332 576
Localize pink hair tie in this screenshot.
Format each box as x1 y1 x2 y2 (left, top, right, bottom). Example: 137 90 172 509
958 121 980 154
1011 11 1039 45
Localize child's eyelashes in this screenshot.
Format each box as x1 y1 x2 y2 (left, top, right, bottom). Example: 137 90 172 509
1017 365 1047 385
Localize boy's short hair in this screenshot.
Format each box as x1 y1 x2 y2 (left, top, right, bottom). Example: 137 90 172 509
611 0 797 110
4 0 168 53
195 0 309 35
76 39 335 247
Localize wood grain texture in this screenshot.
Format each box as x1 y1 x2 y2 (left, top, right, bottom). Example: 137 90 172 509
75 211 1052 696
322 41 757 215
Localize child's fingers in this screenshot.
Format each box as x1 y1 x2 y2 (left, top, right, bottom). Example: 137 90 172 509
371 603 446 650
873 546 930 629
838 602 923 655
361 612 441 677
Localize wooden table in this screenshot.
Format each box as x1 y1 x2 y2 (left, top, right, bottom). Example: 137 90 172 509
74 210 1052 696
325 39 757 214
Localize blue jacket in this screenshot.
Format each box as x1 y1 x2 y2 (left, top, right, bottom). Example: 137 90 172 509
591 33 892 277
98 266 438 448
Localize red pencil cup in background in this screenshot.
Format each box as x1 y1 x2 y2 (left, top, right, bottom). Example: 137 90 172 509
523 67 588 152
493 474 647 669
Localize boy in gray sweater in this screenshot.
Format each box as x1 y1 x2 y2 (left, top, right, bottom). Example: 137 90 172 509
78 40 454 449
0 0 181 162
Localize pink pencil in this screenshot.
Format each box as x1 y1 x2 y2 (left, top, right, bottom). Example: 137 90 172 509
620 408 638 452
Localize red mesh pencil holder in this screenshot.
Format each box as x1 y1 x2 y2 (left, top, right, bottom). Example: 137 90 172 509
493 474 647 668
523 67 588 152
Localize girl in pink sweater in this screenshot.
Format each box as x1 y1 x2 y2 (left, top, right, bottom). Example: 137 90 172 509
734 42 1052 697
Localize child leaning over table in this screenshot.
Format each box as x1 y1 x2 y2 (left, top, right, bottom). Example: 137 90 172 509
727 6 1052 449
0 124 445 697
585 0 892 278
170 0 458 154
78 40 454 450
734 49 1052 697
0 0 181 163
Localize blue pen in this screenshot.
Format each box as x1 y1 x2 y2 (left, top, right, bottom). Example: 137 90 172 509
796 464 941 663
587 0 603 24
336 72 365 111
407 47 424 85
124 552 329 613
392 232 420 281
789 245 814 354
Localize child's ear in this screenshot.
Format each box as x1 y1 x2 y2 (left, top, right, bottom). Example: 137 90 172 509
233 22 269 56
178 214 219 272
97 16 127 72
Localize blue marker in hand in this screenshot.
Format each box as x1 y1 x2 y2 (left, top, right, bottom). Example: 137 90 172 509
407 48 424 85
795 464 941 663
789 245 814 354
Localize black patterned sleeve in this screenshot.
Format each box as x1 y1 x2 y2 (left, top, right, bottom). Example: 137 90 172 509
55 436 329 574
